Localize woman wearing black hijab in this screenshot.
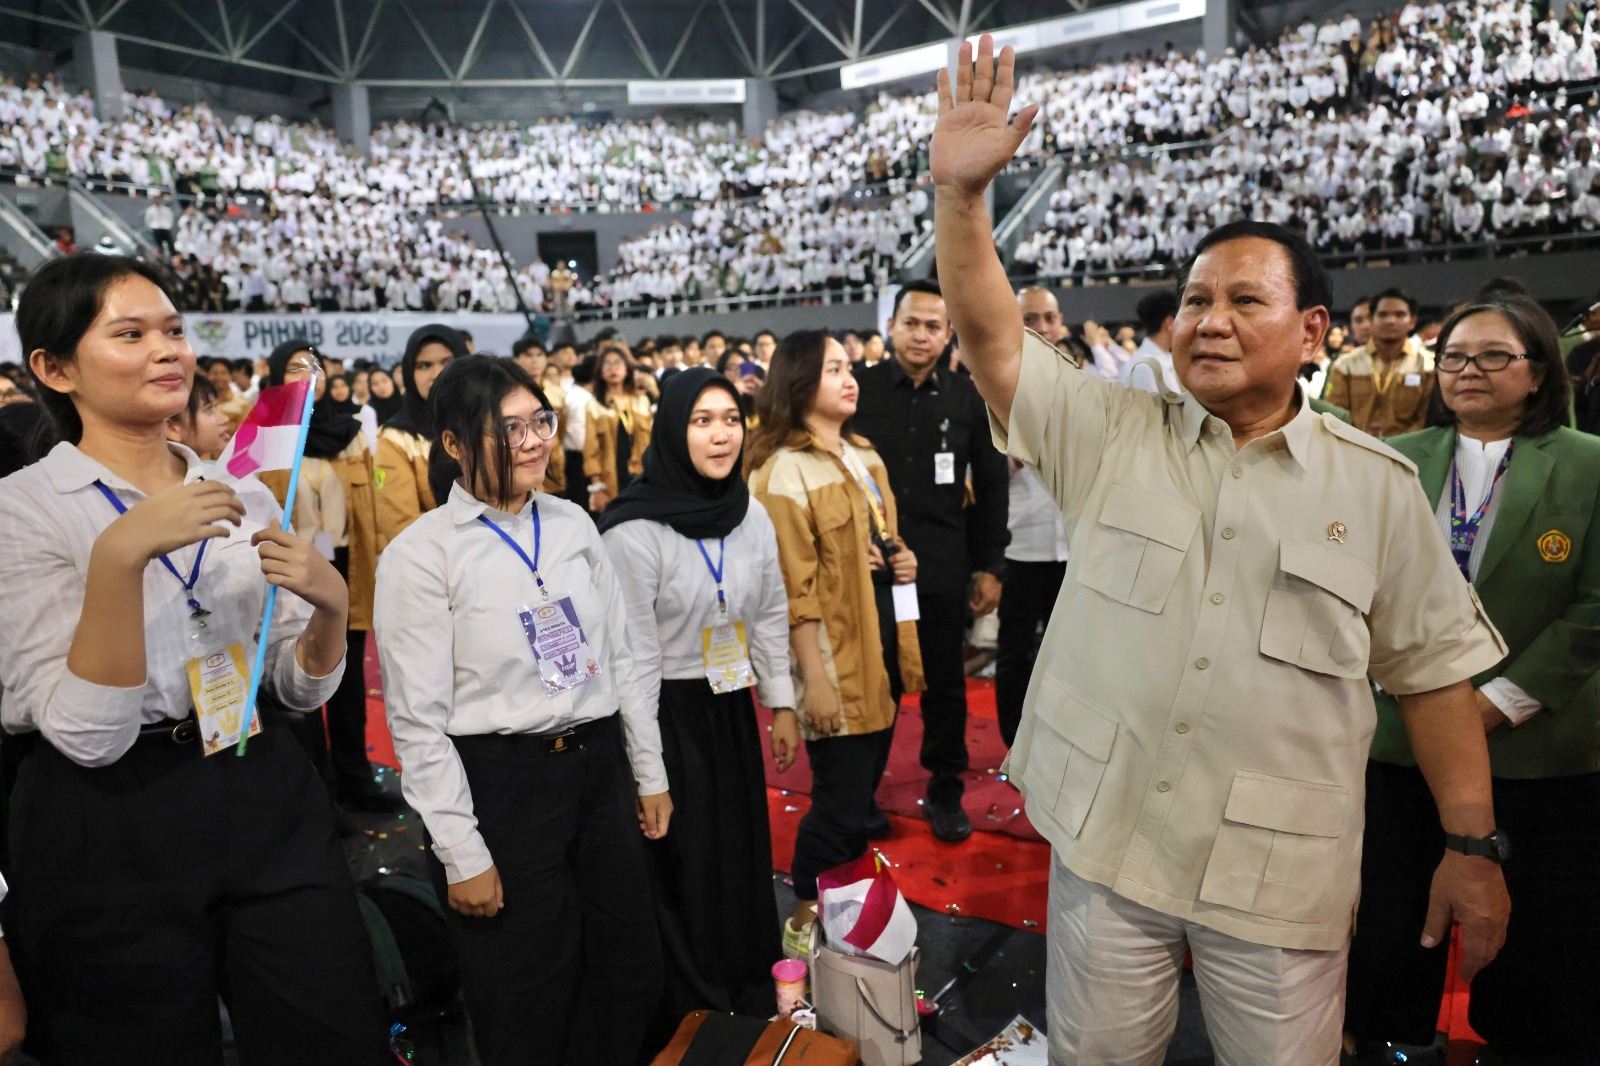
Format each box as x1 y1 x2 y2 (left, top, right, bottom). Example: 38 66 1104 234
599 368 799 1034
260 342 391 813
374 324 466 551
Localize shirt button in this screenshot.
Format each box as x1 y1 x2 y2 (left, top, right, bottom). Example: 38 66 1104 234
1195 657 1210 670
1175 722 1191 734
1209 422 1225 435
1210 593 1225 605
1157 780 1172 792
1221 528 1235 540
1231 466 1243 479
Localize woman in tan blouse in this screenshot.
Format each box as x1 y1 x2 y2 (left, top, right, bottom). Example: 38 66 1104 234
746 329 923 956
584 346 654 512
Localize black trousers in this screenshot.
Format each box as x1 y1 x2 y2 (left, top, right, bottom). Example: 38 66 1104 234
792 585 902 901
1346 761 1600 1057
436 714 662 1066
915 587 969 806
563 449 588 511
7 726 388 1065
325 627 375 797
994 559 1066 748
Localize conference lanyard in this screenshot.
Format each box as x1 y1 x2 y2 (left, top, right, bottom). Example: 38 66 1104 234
1448 442 1512 580
696 537 728 615
839 444 890 541
93 479 210 619
478 505 549 600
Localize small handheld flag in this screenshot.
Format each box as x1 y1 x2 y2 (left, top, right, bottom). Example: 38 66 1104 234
225 376 318 755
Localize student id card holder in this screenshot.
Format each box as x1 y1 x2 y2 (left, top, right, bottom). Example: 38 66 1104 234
184 620 260 756
518 596 602 696
702 621 757 694
934 419 956 485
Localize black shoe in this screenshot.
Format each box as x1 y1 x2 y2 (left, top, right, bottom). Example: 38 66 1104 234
864 805 893 840
338 781 404 814
925 799 972 843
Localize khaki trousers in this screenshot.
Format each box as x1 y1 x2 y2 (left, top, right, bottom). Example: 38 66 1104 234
1046 854 1347 1065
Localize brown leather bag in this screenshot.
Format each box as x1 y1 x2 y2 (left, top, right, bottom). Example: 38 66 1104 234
650 1010 861 1065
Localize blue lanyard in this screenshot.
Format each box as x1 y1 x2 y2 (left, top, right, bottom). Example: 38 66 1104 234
696 537 727 614
478 505 548 600
92 479 210 618
1448 442 1512 580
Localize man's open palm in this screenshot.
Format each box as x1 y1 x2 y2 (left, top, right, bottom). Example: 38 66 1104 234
931 36 1040 198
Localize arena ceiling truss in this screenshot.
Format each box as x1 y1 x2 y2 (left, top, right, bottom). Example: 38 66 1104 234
0 0 1113 96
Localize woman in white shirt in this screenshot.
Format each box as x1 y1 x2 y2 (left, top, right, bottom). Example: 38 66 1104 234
598 367 798 1035
0 254 387 1063
374 355 670 1066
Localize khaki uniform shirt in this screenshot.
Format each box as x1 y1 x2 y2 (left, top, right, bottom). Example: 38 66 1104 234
998 333 1505 950
751 434 925 738
374 427 435 554
1323 338 1435 438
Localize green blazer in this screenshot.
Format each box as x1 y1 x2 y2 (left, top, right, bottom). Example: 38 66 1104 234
1309 397 1351 423
1370 426 1600 778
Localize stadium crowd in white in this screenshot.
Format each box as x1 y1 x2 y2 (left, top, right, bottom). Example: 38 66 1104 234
0 0 1595 310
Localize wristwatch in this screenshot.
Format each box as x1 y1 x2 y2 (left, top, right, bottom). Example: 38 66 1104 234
1444 829 1511 864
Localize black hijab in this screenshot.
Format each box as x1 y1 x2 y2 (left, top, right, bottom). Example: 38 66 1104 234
596 367 749 539
365 370 404 424
385 323 470 438
266 341 362 460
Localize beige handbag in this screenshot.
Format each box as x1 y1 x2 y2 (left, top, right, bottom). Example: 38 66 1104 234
809 924 922 1066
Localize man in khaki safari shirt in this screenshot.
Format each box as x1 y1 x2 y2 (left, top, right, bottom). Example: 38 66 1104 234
932 38 1513 1065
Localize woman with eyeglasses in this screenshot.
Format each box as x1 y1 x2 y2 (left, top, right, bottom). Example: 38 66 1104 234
598 367 798 1037
374 355 670 1066
584 346 654 513
1345 294 1600 1063
0 255 388 1062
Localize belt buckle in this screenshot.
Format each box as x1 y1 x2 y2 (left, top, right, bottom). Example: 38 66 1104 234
543 728 577 756
170 719 198 745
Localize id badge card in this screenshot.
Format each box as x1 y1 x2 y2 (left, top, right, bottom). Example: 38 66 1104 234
933 451 956 485
186 642 260 756
518 595 601 696
1404 373 1422 387
701 620 756 694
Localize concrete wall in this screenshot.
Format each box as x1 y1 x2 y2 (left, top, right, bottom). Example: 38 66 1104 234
571 301 888 345
449 206 697 275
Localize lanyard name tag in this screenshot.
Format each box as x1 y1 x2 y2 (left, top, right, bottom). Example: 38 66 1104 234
933 451 956 485
702 621 756 694
187 642 260 756
518 595 601 696
1404 373 1422 387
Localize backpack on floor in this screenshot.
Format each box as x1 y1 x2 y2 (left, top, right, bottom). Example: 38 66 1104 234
357 871 459 1017
650 1010 860 1066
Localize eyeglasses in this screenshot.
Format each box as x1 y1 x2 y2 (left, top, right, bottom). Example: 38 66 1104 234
1436 350 1530 373
499 411 559 447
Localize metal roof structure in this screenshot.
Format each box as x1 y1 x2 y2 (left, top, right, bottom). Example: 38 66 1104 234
0 0 1142 103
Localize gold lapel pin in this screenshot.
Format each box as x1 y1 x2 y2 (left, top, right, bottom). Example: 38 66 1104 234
1327 521 1348 544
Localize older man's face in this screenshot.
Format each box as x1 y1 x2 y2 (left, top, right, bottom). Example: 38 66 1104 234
1173 237 1325 412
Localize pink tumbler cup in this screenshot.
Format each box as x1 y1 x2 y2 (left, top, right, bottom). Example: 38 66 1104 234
771 958 808 1018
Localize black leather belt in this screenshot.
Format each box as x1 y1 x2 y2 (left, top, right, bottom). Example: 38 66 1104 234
138 717 199 745
534 715 610 756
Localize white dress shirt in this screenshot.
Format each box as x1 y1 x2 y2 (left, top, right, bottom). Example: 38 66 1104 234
1119 336 1181 394
1005 462 1070 563
1433 434 1540 725
563 383 592 452
374 482 665 884
601 500 796 718
0 443 342 768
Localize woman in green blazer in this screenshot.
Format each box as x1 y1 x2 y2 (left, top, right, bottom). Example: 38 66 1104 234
1345 294 1600 1063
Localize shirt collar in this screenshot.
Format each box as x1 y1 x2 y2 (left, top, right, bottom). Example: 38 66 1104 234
887 356 941 391
1174 382 1315 470
42 440 205 495
447 480 535 526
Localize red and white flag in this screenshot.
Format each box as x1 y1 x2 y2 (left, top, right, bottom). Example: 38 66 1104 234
818 852 917 965
217 380 313 479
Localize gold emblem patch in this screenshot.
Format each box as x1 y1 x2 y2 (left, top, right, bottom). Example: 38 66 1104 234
1538 530 1571 564
1327 521 1348 544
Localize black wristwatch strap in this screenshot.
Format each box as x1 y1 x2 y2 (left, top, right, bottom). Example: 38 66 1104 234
1444 830 1510 863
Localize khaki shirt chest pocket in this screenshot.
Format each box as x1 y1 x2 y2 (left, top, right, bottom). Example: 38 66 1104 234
1260 541 1375 678
1079 484 1200 614
1199 771 1352 924
1019 677 1118 838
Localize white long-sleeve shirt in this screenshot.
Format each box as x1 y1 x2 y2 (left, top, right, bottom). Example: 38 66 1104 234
601 500 795 719
0 443 343 767
1119 336 1181 394
373 482 665 884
